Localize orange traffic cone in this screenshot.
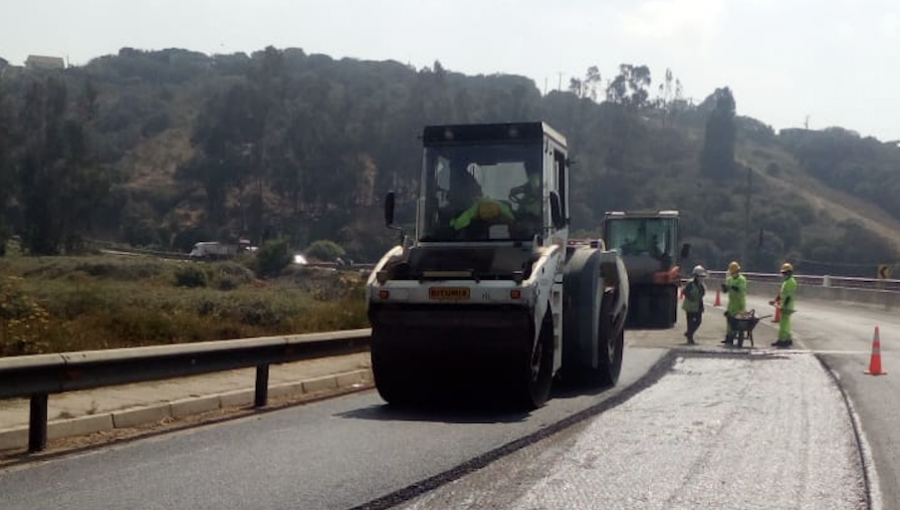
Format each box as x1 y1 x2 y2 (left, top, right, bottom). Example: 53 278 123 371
773 296 781 323
714 288 721 307
865 326 887 376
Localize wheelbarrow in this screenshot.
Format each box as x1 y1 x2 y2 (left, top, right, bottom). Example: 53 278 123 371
727 310 773 348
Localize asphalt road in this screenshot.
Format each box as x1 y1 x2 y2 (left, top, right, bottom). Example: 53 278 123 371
0 347 669 510
0 296 889 509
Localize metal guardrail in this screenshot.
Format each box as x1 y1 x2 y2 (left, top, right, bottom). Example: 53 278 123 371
0 329 371 453
93 241 377 271
707 271 900 293
90 241 193 261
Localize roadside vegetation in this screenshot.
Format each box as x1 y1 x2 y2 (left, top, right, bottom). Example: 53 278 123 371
0 246 368 357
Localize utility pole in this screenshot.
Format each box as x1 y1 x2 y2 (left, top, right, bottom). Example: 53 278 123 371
743 167 752 266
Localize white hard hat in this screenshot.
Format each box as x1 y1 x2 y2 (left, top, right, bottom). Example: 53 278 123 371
692 265 707 277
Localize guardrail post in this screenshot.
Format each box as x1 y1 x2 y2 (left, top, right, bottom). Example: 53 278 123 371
254 364 270 407
29 393 49 453
823 275 831 287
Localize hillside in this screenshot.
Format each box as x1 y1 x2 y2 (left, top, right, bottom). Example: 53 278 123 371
1 47 899 277
762 159 900 252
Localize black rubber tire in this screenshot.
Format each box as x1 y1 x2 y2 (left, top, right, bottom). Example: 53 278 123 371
514 310 555 409
652 285 678 329
370 328 416 406
597 292 624 386
667 285 678 327
562 248 613 386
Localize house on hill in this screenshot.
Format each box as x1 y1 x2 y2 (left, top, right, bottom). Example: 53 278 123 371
25 55 65 70
0 56 13 78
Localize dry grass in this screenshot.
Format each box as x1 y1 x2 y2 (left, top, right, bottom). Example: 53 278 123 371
737 139 900 252
0 254 368 356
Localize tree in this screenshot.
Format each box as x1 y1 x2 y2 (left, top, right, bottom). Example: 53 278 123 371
656 68 686 126
16 76 109 254
183 83 260 225
568 66 601 101
305 239 345 262
255 237 293 277
606 64 652 108
700 87 737 179
17 77 69 254
0 86 13 255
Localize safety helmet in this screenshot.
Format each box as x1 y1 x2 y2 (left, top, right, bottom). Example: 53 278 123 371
780 262 794 274
692 265 707 277
728 261 741 274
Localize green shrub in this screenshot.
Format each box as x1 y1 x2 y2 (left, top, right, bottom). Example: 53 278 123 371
75 260 166 280
105 309 180 343
0 276 51 355
216 262 254 284
141 111 170 137
174 266 208 287
256 238 293 278
195 297 218 316
216 276 240 291
305 239 345 262
238 299 280 327
60 286 110 319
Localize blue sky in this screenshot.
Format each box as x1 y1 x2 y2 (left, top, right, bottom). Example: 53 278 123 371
3 0 898 141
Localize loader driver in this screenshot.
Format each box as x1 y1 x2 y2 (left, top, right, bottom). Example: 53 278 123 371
623 224 659 257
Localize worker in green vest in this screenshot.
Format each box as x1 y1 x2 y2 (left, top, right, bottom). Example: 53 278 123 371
721 260 747 346
770 262 798 348
682 265 707 345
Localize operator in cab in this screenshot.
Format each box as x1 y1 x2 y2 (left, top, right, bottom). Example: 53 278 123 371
449 165 541 239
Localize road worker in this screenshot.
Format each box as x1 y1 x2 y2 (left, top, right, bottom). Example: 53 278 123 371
682 265 707 344
770 262 797 348
721 260 747 346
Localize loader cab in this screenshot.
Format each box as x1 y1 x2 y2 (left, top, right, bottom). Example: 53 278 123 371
416 122 568 246
605 214 679 264
602 210 689 284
